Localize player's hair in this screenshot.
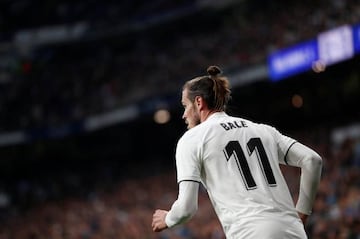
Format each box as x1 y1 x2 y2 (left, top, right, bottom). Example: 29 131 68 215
183 65 231 111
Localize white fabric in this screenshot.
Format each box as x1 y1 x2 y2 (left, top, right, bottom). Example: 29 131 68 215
171 112 322 238
165 181 199 227
286 142 322 214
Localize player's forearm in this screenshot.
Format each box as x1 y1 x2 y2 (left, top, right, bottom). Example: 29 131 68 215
165 199 196 227
286 142 322 215
296 152 322 214
165 181 199 227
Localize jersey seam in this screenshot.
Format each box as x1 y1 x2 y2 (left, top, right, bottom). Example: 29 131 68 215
284 141 297 165
178 179 201 184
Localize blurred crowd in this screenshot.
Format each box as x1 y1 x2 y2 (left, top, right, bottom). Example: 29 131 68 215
0 0 196 37
0 0 359 132
0 0 359 239
0 127 358 239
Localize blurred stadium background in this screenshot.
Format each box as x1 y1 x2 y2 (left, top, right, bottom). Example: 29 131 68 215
0 0 359 238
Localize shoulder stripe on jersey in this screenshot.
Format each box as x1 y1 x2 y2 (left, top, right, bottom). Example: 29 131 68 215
284 141 297 165
178 180 201 184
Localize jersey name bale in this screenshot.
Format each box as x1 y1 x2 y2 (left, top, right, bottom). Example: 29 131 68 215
220 121 248 131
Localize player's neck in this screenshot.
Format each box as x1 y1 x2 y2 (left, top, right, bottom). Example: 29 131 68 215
200 109 221 123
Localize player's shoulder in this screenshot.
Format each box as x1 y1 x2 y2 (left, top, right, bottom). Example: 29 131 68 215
243 118 276 130
238 118 280 136
178 125 202 144
176 128 203 153
178 114 220 144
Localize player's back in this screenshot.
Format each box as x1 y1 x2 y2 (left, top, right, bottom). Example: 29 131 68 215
189 112 305 238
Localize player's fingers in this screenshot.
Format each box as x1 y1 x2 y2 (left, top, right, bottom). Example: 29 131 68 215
152 213 159 231
151 219 156 231
153 209 159 217
152 222 160 232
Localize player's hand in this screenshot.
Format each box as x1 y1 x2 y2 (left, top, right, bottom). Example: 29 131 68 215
298 212 308 225
152 209 168 232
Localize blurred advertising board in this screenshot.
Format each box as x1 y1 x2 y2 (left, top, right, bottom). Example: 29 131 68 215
268 24 358 81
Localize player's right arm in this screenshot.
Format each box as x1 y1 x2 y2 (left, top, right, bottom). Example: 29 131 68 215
285 142 323 224
265 124 322 224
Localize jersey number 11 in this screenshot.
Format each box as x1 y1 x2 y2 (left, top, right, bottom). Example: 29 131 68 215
223 137 277 190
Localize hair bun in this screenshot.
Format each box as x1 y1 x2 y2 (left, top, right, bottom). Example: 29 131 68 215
207 65 222 76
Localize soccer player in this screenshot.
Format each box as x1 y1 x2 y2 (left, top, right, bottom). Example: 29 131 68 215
152 65 322 238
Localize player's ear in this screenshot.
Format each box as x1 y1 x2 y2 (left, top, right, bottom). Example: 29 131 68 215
194 96 201 106
194 96 205 110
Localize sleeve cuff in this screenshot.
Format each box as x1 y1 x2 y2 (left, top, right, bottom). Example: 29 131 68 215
165 212 176 228
295 203 312 215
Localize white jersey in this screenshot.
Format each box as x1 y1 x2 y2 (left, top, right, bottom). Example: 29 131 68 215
175 112 307 238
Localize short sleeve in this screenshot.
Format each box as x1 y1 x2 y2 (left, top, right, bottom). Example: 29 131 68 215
175 134 202 183
263 124 297 165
